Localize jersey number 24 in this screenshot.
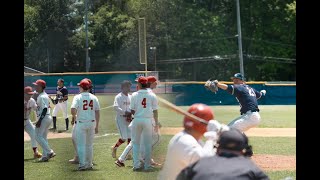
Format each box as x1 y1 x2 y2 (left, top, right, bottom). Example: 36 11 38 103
83 100 93 110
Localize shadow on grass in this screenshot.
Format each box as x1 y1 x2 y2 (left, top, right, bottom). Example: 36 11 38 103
24 158 36 162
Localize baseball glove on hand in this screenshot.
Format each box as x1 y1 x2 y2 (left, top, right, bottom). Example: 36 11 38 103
204 79 219 93
49 96 58 105
125 111 132 122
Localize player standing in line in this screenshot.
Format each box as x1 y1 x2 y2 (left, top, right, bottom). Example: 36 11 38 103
24 86 42 158
111 80 133 158
158 103 225 180
32 79 56 162
69 78 94 164
130 76 159 171
50 78 69 131
71 79 100 171
214 73 266 132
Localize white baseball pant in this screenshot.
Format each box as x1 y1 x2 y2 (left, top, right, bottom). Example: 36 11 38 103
115 115 131 140
35 115 53 158
227 111 261 132
132 118 153 169
52 101 68 118
75 120 96 168
72 123 78 157
24 119 38 148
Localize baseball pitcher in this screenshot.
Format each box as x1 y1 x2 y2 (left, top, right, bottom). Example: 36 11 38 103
71 79 100 171
24 86 42 158
111 80 132 159
33 79 56 162
205 73 266 132
50 78 69 131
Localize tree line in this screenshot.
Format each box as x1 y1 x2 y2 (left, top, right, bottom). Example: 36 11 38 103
24 0 296 81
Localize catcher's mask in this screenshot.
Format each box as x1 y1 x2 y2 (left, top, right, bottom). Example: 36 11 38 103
183 103 214 135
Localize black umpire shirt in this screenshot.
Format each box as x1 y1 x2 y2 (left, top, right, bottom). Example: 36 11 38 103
176 153 269 180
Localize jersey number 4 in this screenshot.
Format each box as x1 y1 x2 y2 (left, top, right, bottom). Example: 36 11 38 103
83 100 93 110
141 98 147 108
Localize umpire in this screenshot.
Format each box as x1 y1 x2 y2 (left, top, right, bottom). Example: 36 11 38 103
176 128 269 180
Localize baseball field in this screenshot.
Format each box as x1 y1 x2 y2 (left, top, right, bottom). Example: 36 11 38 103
24 94 296 180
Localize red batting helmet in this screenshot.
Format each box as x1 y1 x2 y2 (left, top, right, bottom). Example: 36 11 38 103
183 103 214 135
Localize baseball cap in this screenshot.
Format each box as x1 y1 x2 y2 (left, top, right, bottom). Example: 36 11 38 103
58 78 64 83
218 128 247 151
24 86 35 95
230 73 245 81
147 76 157 83
77 79 90 89
32 79 46 88
136 76 148 85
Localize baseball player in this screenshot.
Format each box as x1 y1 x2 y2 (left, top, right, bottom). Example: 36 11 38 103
114 77 160 167
50 78 69 131
24 86 42 158
214 73 266 132
111 80 133 158
32 79 56 162
141 76 161 166
69 78 94 164
71 78 100 171
130 76 159 171
158 103 223 180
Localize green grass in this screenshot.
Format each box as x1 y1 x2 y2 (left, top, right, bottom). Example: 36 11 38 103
24 135 295 180
26 94 296 179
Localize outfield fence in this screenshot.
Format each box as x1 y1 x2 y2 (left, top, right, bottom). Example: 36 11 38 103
24 71 295 105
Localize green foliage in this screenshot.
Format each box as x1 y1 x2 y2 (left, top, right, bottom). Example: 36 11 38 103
24 0 296 80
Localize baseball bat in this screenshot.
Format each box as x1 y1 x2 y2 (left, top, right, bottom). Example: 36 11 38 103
157 96 208 125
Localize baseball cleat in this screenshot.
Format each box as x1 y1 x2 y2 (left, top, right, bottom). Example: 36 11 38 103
151 159 162 166
132 166 143 172
115 160 125 167
38 157 49 162
69 157 79 164
48 152 56 159
34 152 42 159
111 146 117 158
78 166 87 171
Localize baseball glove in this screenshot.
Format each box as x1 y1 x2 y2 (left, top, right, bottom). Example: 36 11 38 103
204 79 219 93
124 111 132 122
49 96 58 105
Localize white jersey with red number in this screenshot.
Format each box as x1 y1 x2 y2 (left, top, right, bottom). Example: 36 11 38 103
130 89 158 118
158 131 213 180
113 92 131 115
24 98 37 120
36 92 51 119
71 92 100 121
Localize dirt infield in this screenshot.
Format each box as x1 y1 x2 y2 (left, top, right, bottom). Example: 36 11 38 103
24 128 296 172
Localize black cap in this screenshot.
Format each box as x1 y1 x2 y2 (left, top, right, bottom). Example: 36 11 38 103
230 73 245 81
218 128 247 151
